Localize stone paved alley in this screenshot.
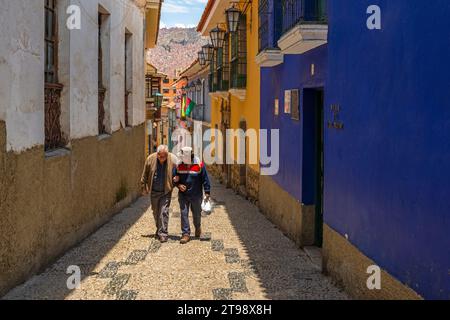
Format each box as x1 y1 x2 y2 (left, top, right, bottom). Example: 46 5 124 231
4 179 348 300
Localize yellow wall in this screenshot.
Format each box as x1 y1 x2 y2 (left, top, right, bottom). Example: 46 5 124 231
209 0 260 170
233 0 260 171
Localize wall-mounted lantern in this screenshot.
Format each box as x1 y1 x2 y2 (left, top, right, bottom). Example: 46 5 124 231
226 6 241 33
202 44 214 61
198 51 206 66
210 26 226 49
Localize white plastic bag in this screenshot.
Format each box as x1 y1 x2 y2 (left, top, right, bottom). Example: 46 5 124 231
201 197 213 215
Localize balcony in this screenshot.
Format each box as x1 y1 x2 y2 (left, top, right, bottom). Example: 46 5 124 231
228 15 247 101
255 48 284 67
256 0 284 67
229 58 247 101
277 0 328 55
209 71 229 99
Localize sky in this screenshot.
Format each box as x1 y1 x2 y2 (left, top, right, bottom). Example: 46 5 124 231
160 0 208 29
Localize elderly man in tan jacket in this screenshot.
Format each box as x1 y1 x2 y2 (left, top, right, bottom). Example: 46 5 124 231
141 145 178 243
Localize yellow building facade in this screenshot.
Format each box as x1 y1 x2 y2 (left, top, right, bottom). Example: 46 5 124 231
198 0 260 200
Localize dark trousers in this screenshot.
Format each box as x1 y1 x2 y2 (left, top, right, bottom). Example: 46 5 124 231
151 191 172 237
179 195 202 236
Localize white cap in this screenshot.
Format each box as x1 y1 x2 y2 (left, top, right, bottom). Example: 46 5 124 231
178 147 193 164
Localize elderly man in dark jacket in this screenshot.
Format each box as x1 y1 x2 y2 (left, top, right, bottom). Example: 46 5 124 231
173 147 211 244
141 145 178 243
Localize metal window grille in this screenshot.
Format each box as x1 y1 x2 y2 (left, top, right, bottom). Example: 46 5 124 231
230 14 247 89
217 34 230 91
281 0 327 35
258 0 269 52
98 12 107 135
44 0 64 151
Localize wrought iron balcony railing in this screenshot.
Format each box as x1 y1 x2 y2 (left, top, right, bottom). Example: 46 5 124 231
217 68 230 92
258 0 270 52
281 0 327 35
209 71 229 93
230 58 247 89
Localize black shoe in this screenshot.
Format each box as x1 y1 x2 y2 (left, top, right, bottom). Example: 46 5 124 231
159 236 168 243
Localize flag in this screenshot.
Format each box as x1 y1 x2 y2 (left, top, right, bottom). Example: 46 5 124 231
185 97 196 117
181 95 196 118
181 95 187 118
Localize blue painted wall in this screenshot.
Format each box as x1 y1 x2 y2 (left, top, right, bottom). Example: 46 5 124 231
260 45 327 202
326 0 450 299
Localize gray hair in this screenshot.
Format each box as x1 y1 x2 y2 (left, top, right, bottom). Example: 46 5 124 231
157 145 169 154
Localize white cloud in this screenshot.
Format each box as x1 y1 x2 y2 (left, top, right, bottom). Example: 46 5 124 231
162 2 189 13
161 0 207 28
173 23 197 28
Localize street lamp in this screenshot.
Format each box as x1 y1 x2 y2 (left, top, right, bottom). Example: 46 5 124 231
202 44 214 62
198 51 206 66
210 26 226 49
226 6 241 33
154 93 163 108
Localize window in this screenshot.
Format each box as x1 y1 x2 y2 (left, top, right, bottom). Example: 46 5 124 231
163 78 170 84
151 78 160 96
98 8 110 135
45 0 58 84
145 76 151 99
163 89 170 94
173 89 177 94
217 34 230 91
201 79 205 105
196 86 200 104
258 0 269 52
231 15 247 89
209 51 217 92
44 0 64 151
125 30 133 127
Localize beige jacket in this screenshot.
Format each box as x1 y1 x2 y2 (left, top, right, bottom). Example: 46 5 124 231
140 152 178 194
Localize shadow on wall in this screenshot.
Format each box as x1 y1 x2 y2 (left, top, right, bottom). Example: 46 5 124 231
2 196 150 300
0 125 145 297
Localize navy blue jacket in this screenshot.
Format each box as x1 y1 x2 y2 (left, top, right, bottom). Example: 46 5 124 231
173 160 211 198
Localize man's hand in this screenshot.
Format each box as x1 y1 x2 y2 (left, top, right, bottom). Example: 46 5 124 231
173 176 180 183
204 194 211 201
178 184 187 192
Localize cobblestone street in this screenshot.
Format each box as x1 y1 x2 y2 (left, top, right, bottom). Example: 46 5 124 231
4 179 348 300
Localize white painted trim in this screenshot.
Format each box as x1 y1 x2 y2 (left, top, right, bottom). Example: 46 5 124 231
255 48 284 67
278 24 328 55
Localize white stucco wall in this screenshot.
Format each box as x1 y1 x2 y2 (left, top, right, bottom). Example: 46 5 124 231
0 0 45 151
0 0 147 152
